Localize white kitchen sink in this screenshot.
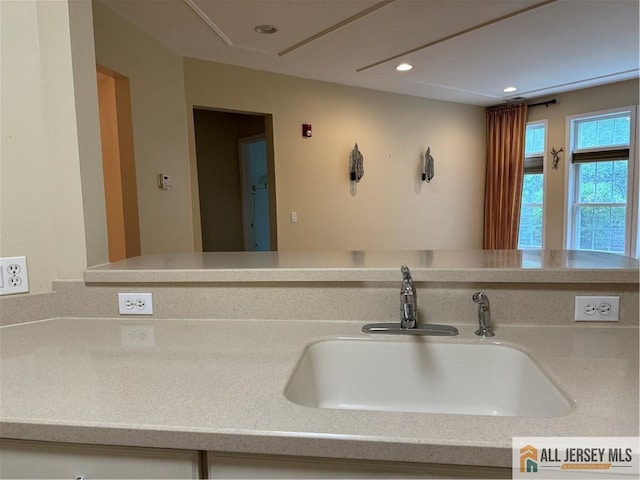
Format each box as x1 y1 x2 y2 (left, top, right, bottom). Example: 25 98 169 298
284 339 573 417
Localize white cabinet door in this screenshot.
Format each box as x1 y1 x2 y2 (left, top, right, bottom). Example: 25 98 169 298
0 439 200 479
208 452 511 479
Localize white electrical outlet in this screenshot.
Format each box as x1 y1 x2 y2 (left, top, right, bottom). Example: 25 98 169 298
118 293 153 315
574 296 620 322
0 256 29 296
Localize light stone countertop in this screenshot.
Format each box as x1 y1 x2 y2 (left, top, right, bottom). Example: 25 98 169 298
84 250 640 284
1 318 638 467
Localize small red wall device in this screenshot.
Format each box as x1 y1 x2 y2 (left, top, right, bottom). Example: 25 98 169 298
302 124 312 137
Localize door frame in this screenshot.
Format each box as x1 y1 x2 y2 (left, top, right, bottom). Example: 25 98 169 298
96 65 141 261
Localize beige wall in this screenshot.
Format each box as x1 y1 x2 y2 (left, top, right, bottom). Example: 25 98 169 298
92 0 487 253
68 0 109 269
185 59 487 251
527 79 639 249
92 1 193 254
0 0 105 294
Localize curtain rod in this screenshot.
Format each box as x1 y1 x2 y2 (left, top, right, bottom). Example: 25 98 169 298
528 99 557 108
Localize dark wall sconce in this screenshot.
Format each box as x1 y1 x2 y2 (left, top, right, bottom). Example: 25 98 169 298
422 147 434 182
349 143 364 182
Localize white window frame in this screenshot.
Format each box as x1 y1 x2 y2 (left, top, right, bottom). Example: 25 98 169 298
564 106 638 257
519 120 547 250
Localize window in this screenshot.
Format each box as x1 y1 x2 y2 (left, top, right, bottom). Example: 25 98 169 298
566 107 637 256
518 122 546 249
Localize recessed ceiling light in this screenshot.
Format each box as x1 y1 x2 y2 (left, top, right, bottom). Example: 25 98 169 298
503 86 518 93
396 63 413 72
254 24 278 34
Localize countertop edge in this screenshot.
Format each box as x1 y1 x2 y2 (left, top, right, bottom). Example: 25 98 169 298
83 268 639 284
83 251 640 285
0 422 512 467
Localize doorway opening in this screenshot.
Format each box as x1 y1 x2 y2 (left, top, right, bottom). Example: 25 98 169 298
193 108 277 252
239 134 270 251
96 66 141 262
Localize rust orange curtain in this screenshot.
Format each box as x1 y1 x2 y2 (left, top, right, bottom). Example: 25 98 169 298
483 102 528 249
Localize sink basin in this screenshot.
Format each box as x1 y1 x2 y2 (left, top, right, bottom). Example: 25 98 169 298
284 339 572 417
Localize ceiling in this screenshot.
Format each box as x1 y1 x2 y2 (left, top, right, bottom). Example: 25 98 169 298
98 0 639 106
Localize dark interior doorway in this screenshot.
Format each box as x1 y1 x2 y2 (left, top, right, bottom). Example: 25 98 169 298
192 108 277 252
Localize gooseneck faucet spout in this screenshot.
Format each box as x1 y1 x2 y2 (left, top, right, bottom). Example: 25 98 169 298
400 265 417 329
361 266 458 336
472 291 495 337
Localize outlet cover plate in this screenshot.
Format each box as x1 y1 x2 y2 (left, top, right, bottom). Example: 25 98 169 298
574 296 620 322
118 293 153 315
0 256 29 296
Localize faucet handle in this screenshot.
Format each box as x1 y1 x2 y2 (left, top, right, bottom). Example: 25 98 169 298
472 291 494 337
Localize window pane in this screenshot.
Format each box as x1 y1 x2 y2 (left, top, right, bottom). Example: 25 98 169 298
611 228 626 253
611 207 626 228
594 162 613 202
578 161 627 204
578 227 594 250
593 228 611 251
576 206 626 253
613 116 631 145
518 173 543 249
532 226 543 247
525 124 545 155
522 173 543 203
593 207 610 228
520 205 532 225
576 114 631 149
613 161 628 202
579 206 594 228
577 163 596 202
518 224 532 247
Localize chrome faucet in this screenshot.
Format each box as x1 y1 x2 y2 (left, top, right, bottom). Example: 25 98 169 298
361 266 458 336
400 265 417 328
472 291 495 337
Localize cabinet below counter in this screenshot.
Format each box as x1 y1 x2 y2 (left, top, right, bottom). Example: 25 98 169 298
0 440 511 479
206 452 511 479
0 439 200 479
